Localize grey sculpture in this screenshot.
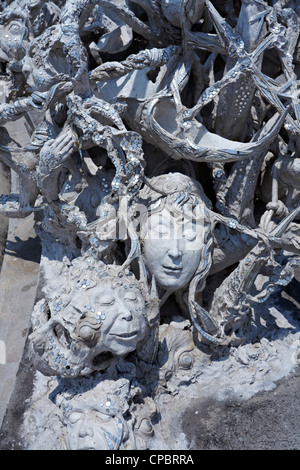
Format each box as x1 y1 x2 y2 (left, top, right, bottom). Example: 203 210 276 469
29 258 156 377
1 0 300 450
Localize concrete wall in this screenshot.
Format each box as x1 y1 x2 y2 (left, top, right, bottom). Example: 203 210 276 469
0 161 10 269
0 79 10 270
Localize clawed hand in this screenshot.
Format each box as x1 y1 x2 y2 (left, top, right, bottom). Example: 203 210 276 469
40 127 78 167
266 201 289 218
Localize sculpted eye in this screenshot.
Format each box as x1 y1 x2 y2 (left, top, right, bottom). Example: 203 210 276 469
139 418 153 435
124 291 137 302
8 22 22 33
152 226 169 237
75 314 101 346
178 351 193 369
183 230 196 241
182 224 197 241
100 295 115 306
78 325 95 343
67 411 83 424
95 412 111 423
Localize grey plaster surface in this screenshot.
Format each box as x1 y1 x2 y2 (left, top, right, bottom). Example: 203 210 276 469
0 80 10 268
0 339 35 450
0 212 40 431
0 161 10 267
0 335 299 450
181 366 300 450
0 116 299 453
0 277 299 450
0 117 41 431
0 213 299 450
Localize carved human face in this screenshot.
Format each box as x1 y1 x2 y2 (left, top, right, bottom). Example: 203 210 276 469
63 404 122 450
72 279 149 358
0 17 26 64
90 282 149 357
143 207 203 289
22 28 70 92
29 278 149 378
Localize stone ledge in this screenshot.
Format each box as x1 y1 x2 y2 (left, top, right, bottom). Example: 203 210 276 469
0 115 42 432
0 161 10 269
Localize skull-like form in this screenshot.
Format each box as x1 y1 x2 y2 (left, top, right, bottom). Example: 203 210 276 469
0 12 27 75
22 24 71 92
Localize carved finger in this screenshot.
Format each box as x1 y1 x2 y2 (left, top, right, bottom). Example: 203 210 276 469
62 142 75 156
54 127 73 144
266 201 289 218
56 133 75 152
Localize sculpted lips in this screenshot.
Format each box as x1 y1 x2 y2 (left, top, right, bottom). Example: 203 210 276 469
162 265 182 273
110 331 139 339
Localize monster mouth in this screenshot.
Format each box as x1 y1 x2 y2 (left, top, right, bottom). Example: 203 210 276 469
0 59 8 75
0 49 9 75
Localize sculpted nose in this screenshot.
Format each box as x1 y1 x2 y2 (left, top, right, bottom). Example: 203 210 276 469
121 303 133 321
168 238 182 258
22 61 30 77
122 311 133 321
79 426 93 438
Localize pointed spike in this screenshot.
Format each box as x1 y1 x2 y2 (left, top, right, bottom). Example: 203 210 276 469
271 206 300 237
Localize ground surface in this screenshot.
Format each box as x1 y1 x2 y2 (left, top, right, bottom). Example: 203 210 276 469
0 347 299 450
181 365 300 450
